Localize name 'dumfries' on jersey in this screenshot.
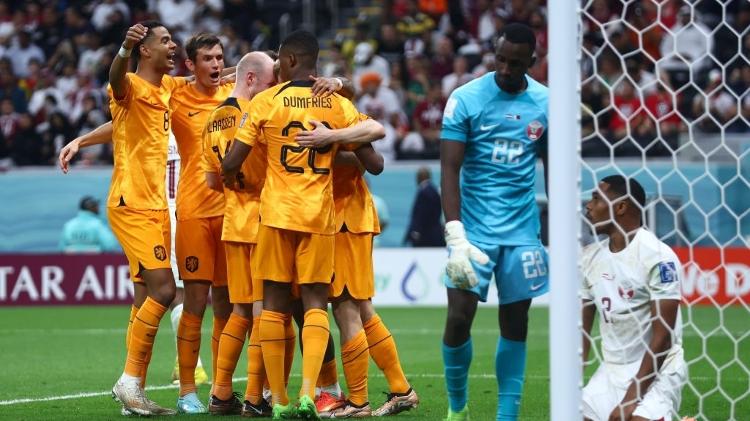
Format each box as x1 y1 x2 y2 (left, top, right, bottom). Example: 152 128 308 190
283 96 332 109
207 115 236 133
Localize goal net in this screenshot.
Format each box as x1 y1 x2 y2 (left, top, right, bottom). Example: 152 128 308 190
574 1 750 420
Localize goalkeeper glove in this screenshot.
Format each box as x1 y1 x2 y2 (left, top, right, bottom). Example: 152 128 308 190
444 220 490 289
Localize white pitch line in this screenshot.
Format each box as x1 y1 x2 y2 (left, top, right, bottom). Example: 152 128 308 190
0 373 731 407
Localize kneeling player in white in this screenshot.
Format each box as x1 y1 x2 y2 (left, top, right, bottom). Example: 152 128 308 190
581 176 686 421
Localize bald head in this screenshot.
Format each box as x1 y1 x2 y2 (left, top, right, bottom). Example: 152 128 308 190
236 51 276 97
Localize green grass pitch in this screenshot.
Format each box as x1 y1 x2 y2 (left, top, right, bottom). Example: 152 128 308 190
0 306 747 420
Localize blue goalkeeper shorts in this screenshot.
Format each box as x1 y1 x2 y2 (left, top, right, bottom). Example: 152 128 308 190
443 241 549 304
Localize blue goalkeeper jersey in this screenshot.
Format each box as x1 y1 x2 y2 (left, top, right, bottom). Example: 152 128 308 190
440 72 548 245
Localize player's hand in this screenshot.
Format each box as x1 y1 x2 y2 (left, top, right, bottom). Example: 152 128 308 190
309 75 342 97
444 220 489 289
59 139 80 174
607 401 636 421
220 72 235 85
123 24 147 50
296 120 335 148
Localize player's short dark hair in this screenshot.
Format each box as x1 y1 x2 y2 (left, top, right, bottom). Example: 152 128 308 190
263 50 279 61
601 175 646 209
185 33 223 62
499 23 536 52
132 20 167 63
280 30 319 67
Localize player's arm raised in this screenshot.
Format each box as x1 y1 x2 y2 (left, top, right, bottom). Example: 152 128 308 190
110 24 146 100
610 299 680 421
58 121 114 173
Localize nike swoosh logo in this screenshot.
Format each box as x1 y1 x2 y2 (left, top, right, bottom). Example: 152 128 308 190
530 283 545 292
480 124 498 131
188 111 202 117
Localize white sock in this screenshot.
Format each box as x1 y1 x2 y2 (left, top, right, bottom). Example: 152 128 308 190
119 372 141 384
263 388 272 402
171 303 203 368
320 383 342 398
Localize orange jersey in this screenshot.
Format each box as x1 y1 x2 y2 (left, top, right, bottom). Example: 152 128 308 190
169 83 234 220
202 97 267 243
107 73 187 209
235 80 361 235
333 165 380 234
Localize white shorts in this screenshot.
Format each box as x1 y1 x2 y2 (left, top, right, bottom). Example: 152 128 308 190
168 203 183 288
582 348 687 421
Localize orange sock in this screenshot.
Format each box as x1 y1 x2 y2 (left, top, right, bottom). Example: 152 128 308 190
126 305 137 349
245 317 265 404
177 311 202 396
317 359 338 389
341 330 369 406
140 349 152 389
364 314 410 394
124 297 167 377
260 310 289 405
212 316 228 386
283 316 296 385
214 314 250 400
299 309 330 399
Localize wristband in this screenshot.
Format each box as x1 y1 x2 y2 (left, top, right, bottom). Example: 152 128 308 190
333 77 343 91
118 46 132 58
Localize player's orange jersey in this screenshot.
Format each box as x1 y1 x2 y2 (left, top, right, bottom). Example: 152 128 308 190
170 83 234 220
235 80 361 235
333 165 380 235
107 73 187 209
202 97 267 243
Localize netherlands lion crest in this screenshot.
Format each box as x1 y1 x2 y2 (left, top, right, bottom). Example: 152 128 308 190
185 256 199 273
153 245 167 261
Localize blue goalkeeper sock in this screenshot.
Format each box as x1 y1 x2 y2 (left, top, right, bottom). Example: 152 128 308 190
495 337 526 421
442 339 472 412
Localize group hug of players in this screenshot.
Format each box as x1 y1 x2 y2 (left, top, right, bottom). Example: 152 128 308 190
60 22 418 419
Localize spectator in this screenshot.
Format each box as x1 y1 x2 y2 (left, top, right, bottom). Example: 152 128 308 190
625 55 657 96
27 70 64 121
610 80 655 155
6 29 45 78
0 97 18 144
156 0 197 43
644 75 682 147
396 0 435 40
353 42 391 92
39 110 74 159
357 72 401 161
77 32 107 76
90 0 130 32
59 196 119 253
405 55 430 117
658 6 713 85
402 83 445 157
376 23 404 66
35 5 64 58
341 19 377 65
10 112 44 165
404 166 445 247
692 69 744 133
430 35 454 82
441 55 473 98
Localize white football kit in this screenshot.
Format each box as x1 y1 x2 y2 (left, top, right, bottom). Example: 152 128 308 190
165 131 182 287
580 228 687 420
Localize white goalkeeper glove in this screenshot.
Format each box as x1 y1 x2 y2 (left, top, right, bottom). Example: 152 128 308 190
444 220 490 289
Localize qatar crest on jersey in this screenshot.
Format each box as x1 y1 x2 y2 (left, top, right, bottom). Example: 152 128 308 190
618 286 635 301
526 120 544 141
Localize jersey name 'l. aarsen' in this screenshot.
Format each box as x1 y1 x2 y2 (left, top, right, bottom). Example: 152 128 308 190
207 115 236 133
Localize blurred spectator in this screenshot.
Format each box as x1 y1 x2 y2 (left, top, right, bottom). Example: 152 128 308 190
341 19 377 65
609 80 654 155
357 72 401 162
27 70 64 120
0 98 19 142
35 5 64 58
472 52 496 77
6 29 44 78
441 55 473 98
644 75 682 154
404 55 430 117
39 110 74 158
376 23 403 66
155 0 197 43
402 83 445 158
418 0 447 22
430 35 454 82
692 69 744 133
10 112 44 165
353 42 391 92
658 6 713 86
77 32 107 76
59 196 119 253
404 166 445 247
91 0 130 32
396 0 435 39
625 56 657 96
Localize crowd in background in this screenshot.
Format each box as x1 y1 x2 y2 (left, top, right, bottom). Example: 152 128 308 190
0 0 747 167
